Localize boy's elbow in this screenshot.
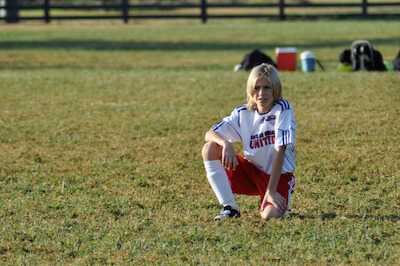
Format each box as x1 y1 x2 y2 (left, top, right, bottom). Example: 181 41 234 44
275 145 287 152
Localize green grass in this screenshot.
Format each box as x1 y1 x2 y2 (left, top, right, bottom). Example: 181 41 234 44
0 20 400 264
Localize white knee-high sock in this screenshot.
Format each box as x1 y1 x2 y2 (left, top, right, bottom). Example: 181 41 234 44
204 160 239 211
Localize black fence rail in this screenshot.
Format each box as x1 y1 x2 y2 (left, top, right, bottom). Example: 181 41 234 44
1 0 400 24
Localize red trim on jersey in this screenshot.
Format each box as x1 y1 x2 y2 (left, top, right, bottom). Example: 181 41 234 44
225 155 295 211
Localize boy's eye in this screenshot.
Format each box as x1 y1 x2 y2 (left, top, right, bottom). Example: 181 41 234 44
255 86 271 90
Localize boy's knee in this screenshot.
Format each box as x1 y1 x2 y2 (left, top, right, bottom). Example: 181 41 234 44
202 142 221 161
260 205 284 220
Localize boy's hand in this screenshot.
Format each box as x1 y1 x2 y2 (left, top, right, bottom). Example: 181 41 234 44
221 141 238 171
261 190 287 213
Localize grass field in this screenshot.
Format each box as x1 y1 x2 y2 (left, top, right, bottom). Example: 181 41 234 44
1 20 400 264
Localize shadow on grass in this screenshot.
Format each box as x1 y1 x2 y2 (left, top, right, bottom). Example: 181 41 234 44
289 212 400 222
0 64 232 71
1 37 399 51
345 214 400 222
288 213 317 220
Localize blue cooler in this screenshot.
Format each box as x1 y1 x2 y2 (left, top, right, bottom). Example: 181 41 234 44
300 51 315 72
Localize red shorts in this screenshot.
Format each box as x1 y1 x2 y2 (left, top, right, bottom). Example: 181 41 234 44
226 155 295 211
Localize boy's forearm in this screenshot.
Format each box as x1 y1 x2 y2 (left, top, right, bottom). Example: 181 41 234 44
266 146 286 192
205 130 229 147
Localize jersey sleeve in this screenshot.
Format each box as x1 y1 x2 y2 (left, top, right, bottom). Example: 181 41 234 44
211 107 242 143
275 101 296 148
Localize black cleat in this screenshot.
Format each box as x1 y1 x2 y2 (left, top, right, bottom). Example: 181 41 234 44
214 205 241 220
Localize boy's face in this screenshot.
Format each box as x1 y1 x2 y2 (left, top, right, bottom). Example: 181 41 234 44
252 76 274 114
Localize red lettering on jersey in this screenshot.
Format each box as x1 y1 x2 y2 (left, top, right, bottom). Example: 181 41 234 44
254 139 260 148
262 137 268 146
250 134 276 149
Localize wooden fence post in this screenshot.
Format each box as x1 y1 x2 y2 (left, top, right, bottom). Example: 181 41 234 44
44 0 50 23
362 0 368 16
5 0 19 23
201 0 207 23
122 0 128 23
279 0 285 20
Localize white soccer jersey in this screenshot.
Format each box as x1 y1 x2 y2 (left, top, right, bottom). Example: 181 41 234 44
212 99 296 174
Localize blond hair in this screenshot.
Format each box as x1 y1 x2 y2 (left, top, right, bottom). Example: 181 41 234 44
246 64 282 111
